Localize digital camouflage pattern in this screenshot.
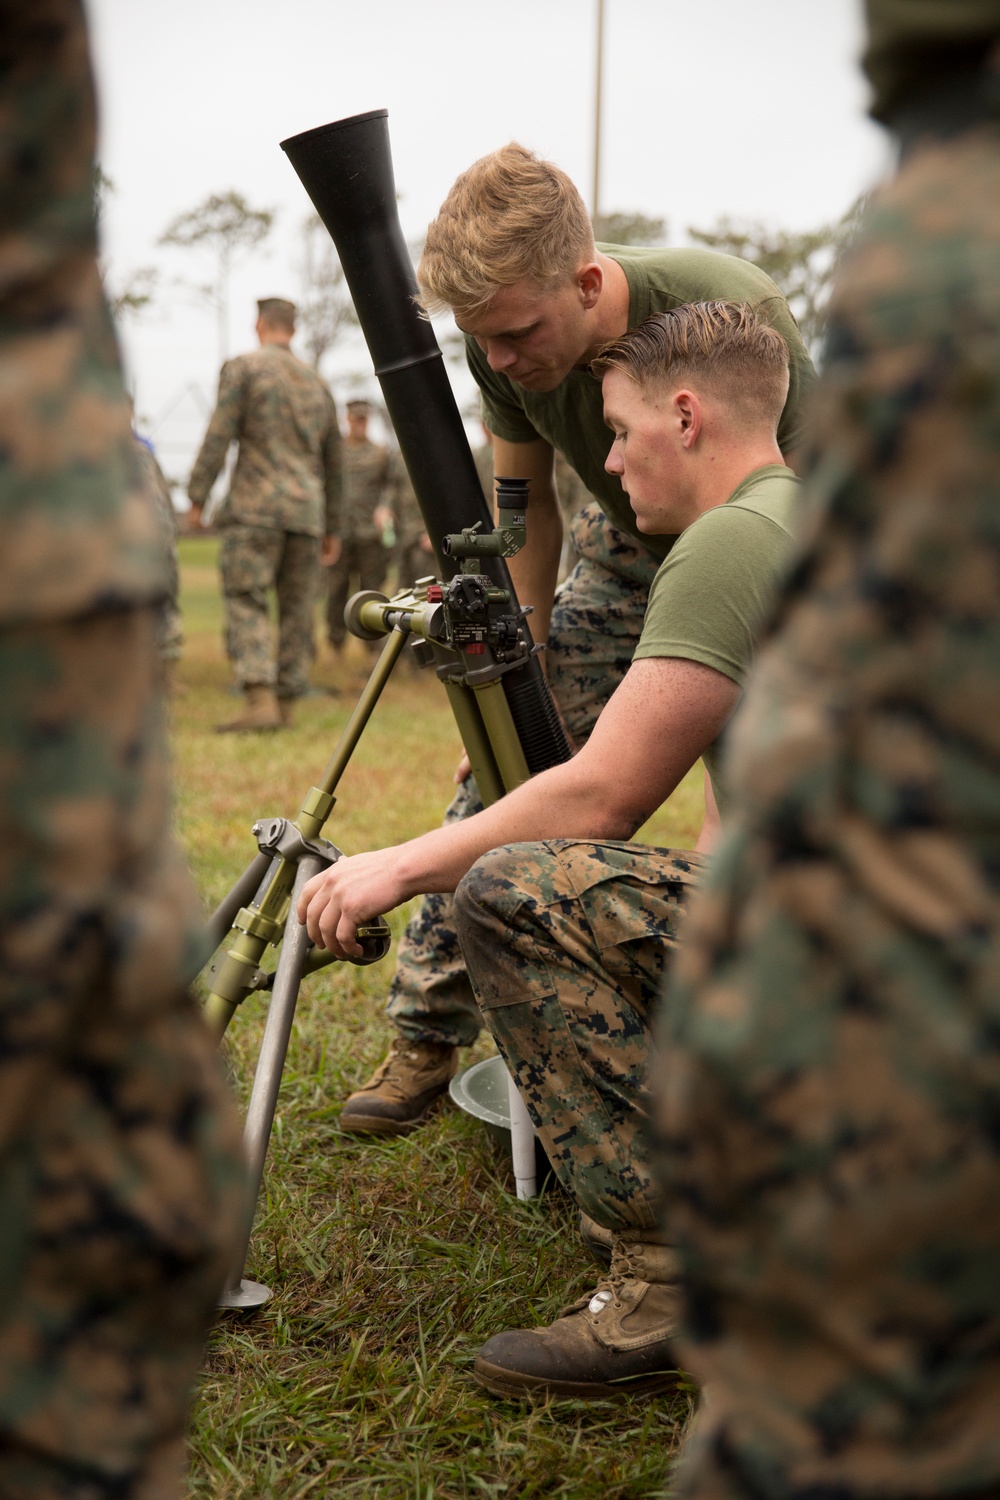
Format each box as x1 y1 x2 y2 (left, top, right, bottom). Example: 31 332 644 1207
187 344 341 539
655 123 1000 1500
132 438 182 663
0 610 245 1497
386 504 659 1046
455 840 705 1233
219 524 321 695
0 6 168 628
0 4 245 1493
339 436 390 542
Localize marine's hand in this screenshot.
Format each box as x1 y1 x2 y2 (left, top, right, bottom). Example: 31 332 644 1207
322 534 342 567
298 848 407 959
454 752 471 784
187 502 204 532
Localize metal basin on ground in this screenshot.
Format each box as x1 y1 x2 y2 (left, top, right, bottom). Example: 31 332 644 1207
449 1055 554 1185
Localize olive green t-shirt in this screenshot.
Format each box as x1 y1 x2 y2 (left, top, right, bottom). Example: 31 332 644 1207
632 463 801 806
467 245 817 561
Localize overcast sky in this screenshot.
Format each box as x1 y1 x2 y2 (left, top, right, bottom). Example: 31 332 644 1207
88 0 890 486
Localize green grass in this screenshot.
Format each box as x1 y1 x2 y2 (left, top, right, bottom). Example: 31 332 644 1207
177 537 701 1498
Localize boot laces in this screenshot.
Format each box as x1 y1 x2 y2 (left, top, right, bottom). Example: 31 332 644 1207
586 1239 640 1315
364 1037 449 1096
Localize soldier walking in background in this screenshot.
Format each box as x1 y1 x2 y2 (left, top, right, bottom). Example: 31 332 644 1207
187 297 342 731
654 3 1000 1496
385 449 434 593
325 398 392 656
0 3 244 1493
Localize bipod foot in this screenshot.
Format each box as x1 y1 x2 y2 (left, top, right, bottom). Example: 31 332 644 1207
218 1278 271 1313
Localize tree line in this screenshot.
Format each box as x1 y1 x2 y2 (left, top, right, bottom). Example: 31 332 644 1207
101 179 866 373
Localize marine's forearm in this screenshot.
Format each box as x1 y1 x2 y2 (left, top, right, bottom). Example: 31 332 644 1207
394 757 642 897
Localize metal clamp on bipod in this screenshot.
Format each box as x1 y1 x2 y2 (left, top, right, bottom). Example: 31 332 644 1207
251 817 391 967
252 815 340 867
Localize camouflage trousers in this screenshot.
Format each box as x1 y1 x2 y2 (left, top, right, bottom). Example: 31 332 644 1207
454 840 704 1230
326 535 388 648
386 504 661 1047
218 523 320 698
0 606 245 1498
655 129 1000 1498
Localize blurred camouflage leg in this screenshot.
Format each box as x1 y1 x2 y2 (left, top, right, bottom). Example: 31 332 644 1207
383 506 657 1053
0 607 245 1494
454 839 704 1232
274 530 321 701
655 130 1000 1498
325 537 356 649
355 536 388 597
218 523 283 688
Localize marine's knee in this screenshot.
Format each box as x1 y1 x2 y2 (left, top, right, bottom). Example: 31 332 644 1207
455 844 541 938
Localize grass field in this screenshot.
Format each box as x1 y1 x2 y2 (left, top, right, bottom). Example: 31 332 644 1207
177 537 703 1498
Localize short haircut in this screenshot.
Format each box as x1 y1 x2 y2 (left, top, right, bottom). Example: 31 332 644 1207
417 143 595 320
257 296 296 332
592 301 789 433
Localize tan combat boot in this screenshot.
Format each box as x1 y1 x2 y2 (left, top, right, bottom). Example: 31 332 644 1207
473 1229 685 1400
339 1036 459 1136
214 684 282 733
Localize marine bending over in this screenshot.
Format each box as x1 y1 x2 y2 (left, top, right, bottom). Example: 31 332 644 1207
341 142 816 1138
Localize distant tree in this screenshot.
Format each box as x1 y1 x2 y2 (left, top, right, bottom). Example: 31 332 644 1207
296 214 357 369
593 211 667 246
159 190 275 362
687 200 867 354
92 166 158 324
108 266 159 323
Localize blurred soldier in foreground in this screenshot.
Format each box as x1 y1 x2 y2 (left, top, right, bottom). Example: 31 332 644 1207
0 3 244 1494
340 141 817 1138
325 399 392 657
188 298 342 730
655 4 1000 1496
299 304 800 1399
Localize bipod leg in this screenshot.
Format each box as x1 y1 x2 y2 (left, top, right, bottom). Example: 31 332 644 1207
219 854 325 1310
507 1068 538 1200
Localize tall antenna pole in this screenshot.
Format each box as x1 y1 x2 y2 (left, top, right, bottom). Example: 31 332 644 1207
592 0 604 220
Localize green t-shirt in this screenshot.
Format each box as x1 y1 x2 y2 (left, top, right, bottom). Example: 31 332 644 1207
632 463 801 805
468 245 817 561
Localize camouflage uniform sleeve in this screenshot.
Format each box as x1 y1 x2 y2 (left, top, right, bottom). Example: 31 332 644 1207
187 358 246 507
322 399 342 535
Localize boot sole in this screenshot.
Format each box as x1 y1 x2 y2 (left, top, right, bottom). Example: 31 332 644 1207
338 1096 445 1137
473 1357 681 1402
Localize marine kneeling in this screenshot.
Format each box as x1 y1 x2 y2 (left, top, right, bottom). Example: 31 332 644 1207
299 301 800 1400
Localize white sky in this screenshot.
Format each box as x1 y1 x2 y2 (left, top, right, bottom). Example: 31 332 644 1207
87 0 891 487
